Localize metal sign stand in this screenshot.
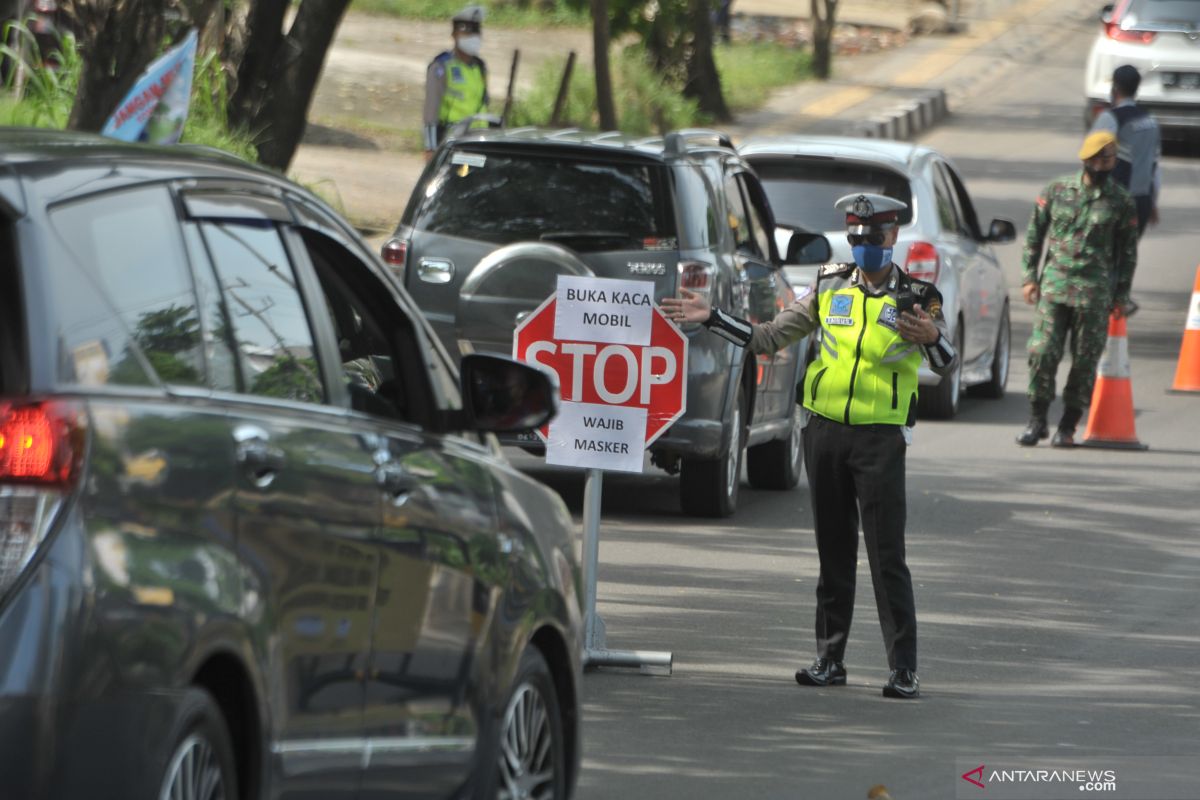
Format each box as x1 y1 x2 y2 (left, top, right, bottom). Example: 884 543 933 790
580 468 673 675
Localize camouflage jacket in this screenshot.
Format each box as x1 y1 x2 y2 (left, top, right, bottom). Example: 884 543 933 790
1021 172 1138 309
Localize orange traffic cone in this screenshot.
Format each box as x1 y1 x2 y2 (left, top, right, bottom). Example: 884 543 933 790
1170 265 1200 392
1080 312 1148 450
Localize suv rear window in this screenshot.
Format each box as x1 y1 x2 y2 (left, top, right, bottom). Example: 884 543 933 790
751 158 913 233
411 148 676 252
1124 0 1200 26
0 217 24 393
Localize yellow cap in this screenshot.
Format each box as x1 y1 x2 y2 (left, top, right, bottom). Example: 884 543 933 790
1079 130 1117 160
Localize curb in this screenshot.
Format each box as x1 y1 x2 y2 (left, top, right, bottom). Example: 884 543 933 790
855 88 949 141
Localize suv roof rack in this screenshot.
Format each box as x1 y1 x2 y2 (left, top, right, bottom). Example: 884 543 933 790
663 129 734 156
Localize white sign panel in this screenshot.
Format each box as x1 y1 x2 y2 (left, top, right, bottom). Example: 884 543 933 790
545 402 647 474
554 275 654 346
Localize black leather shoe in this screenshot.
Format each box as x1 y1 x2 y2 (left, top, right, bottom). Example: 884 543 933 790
1016 418 1049 446
882 669 920 699
795 658 847 687
1051 428 1076 448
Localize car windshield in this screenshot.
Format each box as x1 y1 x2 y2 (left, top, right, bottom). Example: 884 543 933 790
750 158 913 232
1125 0 1200 27
410 147 676 251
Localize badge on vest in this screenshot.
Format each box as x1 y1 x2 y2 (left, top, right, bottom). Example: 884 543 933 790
451 65 464 82
877 304 899 331
826 294 855 326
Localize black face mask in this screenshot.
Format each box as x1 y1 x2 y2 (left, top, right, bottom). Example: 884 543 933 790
1085 166 1112 186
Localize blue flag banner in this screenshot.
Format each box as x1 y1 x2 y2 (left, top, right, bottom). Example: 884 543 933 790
102 29 198 144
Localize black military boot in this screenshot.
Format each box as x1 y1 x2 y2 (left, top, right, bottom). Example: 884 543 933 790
1016 415 1049 446
883 668 920 699
1051 407 1083 448
795 658 847 687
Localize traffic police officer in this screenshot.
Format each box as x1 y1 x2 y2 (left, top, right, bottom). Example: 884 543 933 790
1017 130 1138 447
423 5 489 162
662 193 957 699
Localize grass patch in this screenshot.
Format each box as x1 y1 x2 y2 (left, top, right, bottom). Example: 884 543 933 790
350 0 587 27
504 40 810 135
715 41 812 111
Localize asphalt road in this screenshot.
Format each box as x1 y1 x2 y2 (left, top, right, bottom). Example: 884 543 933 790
515 3 1200 798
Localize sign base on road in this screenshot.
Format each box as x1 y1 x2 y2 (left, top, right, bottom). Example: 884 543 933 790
581 469 673 675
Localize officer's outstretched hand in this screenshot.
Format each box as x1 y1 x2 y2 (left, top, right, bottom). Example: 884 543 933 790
661 289 711 325
899 305 939 345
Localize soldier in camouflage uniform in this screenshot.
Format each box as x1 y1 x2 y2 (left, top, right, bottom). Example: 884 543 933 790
1017 130 1138 447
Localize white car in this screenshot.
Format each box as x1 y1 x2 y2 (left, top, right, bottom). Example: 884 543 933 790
1084 0 1200 135
740 135 1017 419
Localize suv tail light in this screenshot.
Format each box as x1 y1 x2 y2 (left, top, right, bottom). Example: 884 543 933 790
904 242 940 283
1 401 83 598
1105 22 1155 43
679 260 715 301
381 238 408 280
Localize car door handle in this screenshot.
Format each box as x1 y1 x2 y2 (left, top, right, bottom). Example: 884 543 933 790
234 425 285 488
375 463 419 505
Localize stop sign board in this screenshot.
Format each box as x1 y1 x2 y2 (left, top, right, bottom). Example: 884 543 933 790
513 277 687 472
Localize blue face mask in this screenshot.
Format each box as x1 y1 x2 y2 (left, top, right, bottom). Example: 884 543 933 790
852 244 893 273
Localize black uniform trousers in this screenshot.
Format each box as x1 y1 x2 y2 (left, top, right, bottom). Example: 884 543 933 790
803 413 917 671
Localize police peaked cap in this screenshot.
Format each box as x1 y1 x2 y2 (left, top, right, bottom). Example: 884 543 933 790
834 193 907 234
452 5 485 25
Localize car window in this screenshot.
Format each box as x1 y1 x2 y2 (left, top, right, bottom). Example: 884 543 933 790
48 185 205 389
301 229 420 423
751 157 914 232
943 164 985 240
410 147 677 252
0 217 23 393
674 165 721 249
724 173 758 256
196 220 326 405
1125 0 1200 25
931 164 960 234
739 175 775 262
180 224 240 393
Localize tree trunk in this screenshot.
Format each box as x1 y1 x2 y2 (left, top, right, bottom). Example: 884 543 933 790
811 0 837 80
591 0 617 130
67 0 170 132
228 0 351 170
684 0 730 122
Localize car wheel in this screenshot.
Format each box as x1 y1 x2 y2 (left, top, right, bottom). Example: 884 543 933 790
680 383 746 517
157 688 238 800
918 322 963 419
497 648 566 800
967 302 1009 399
746 409 803 490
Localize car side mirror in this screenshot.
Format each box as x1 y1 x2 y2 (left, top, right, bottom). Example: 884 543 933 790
460 354 559 433
1100 3 1114 23
987 218 1017 244
784 231 833 265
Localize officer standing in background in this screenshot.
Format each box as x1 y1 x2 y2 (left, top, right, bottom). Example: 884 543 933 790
1017 130 1138 448
663 194 958 700
1091 64 1160 316
423 5 489 162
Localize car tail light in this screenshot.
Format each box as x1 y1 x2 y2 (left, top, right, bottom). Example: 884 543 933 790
1 401 83 598
679 260 715 301
904 242 940 283
381 238 408 279
1105 22 1156 43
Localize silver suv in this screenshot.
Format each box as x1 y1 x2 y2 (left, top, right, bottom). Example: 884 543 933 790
384 129 827 517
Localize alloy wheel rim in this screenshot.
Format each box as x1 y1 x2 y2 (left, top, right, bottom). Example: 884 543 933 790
160 734 225 800
789 416 802 470
498 682 556 800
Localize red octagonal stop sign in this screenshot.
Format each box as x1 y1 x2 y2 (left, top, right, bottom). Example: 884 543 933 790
513 295 688 445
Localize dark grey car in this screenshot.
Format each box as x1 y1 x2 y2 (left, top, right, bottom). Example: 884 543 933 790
0 128 582 800
384 129 823 518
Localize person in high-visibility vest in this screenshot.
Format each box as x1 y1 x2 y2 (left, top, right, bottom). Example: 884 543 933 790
423 5 489 162
662 193 958 700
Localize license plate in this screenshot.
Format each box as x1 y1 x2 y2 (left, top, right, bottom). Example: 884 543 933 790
1162 71 1200 89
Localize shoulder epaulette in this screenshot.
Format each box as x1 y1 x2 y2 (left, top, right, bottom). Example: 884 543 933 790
819 262 854 277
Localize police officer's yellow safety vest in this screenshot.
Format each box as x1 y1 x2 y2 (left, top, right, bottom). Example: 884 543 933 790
436 53 487 127
802 270 923 426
